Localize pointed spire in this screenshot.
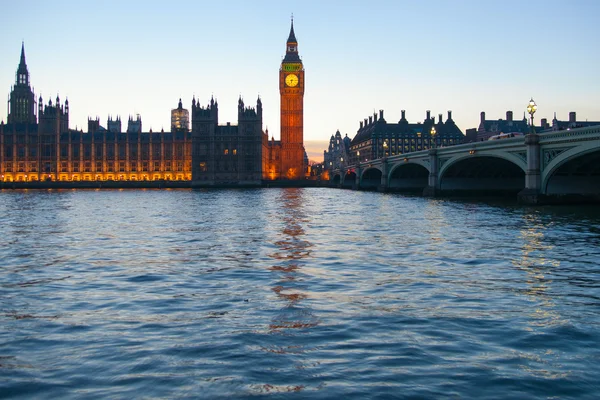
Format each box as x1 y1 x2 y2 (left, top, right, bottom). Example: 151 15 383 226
19 41 26 67
287 15 297 44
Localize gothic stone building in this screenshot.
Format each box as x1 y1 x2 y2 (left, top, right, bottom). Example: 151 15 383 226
323 130 351 172
191 96 265 186
1 43 194 183
1 21 307 185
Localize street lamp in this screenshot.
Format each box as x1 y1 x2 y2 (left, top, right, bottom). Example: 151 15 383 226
430 126 437 148
527 98 537 134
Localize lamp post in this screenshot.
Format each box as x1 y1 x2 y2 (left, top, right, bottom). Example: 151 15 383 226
430 126 437 148
527 98 537 134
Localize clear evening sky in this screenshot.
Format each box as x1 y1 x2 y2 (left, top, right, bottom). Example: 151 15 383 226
1 0 599 161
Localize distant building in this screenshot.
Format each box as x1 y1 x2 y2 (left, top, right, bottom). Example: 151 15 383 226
465 110 600 142
546 111 600 131
171 99 189 132
348 110 464 164
323 130 351 171
473 111 529 142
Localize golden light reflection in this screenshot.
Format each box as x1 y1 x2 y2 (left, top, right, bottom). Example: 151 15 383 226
267 188 318 333
517 213 562 326
1 172 193 182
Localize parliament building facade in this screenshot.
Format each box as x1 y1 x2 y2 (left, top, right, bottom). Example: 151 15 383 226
0 22 306 185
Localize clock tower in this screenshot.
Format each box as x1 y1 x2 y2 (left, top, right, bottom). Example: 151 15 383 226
279 18 306 179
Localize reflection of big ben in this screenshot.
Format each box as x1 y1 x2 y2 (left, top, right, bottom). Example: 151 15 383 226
279 19 305 179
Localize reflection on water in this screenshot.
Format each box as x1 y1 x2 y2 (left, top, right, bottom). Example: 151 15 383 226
1 189 600 399
268 189 318 332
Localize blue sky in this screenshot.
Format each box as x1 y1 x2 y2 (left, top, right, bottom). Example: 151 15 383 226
1 0 599 161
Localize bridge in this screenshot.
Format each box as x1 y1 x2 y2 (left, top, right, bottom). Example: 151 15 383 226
330 125 600 204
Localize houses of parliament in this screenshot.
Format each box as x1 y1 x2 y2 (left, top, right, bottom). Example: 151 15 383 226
0 22 307 185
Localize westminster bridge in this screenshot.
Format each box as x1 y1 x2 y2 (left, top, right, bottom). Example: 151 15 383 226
330 125 600 204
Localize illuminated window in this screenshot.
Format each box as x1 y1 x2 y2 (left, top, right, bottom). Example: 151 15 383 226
224 149 229 155
199 162 207 172
233 149 237 155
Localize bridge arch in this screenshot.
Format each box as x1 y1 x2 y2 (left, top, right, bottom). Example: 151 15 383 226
439 154 526 194
388 162 429 192
332 173 341 186
542 144 600 195
360 167 382 190
342 170 356 189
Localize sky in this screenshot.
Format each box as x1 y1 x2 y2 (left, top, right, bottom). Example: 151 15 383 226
1 0 600 162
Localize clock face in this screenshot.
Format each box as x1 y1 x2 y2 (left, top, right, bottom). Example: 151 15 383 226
285 74 299 87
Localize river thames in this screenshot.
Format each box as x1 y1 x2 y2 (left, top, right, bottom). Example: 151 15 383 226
1 188 599 399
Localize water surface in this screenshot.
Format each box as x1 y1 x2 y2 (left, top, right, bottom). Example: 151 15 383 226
1 189 599 399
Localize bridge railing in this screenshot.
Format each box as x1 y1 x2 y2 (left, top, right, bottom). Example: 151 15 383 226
538 126 600 144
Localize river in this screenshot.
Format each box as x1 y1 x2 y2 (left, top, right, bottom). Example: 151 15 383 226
1 188 599 399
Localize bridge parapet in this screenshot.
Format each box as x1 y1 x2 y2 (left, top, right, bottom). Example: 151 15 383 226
539 126 600 144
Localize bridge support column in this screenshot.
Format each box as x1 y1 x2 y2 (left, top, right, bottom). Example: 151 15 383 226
378 158 388 192
423 148 439 197
518 134 545 204
354 166 361 190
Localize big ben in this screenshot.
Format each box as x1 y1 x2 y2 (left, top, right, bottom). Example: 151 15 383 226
279 18 306 179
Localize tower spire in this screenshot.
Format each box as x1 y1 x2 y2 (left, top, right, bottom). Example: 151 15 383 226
19 41 26 67
287 15 297 44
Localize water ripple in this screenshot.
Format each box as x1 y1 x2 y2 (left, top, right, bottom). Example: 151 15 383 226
1 189 599 399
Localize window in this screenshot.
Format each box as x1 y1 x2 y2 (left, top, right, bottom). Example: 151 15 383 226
233 149 237 155
95 162 102 172
152 144 161 160
199 162 207 172
224 149 229 155
118 144 126 159
130 162 137 172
